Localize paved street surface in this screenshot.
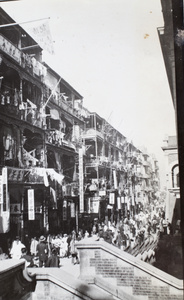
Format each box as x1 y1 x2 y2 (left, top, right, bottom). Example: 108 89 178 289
59 256 80 278
58 236 98 278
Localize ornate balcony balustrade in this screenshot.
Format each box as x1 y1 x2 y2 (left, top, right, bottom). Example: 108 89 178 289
46 129 76 150
82 128 104 139
0 34 47 80
0 90 45 128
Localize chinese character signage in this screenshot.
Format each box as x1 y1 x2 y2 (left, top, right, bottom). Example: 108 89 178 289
113 170 118 189
70 203 75 218
90 197 100 213
109 192 115 204
0 34 21 63
0 168 10 233
79 148 84 213
28 189 35 220
117 197 121 209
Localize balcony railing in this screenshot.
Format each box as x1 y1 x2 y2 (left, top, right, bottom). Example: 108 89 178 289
0 34 47 80
82 128 104 139
46 129 76 150
49 95 85 122
0 91 45 129
85 156 125 171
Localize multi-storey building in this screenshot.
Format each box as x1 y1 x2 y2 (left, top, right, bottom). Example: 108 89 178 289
81 112 160 227
162 136 180 231
0 7 160 241
0 7 84 238
158 0 183 233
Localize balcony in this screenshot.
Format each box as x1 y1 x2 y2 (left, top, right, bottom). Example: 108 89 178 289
0 92 45 129
0 34 47 80
46 129 76 151
49 94 84 123
82 128 104 140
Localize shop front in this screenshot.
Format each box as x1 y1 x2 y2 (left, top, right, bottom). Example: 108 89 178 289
7 167 64 240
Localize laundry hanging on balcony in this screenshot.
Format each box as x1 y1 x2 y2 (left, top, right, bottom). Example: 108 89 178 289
46 168 64 185
50 109 60 120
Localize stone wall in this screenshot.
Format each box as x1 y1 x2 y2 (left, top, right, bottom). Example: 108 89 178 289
77 240 183 300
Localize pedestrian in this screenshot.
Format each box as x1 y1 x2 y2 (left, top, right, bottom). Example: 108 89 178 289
66 234 72 258
24 234 31 255
10 236 25 260
30 237 38 256
20 248 34 267
70 236 79 265
36 235 48 267
45 248 60 267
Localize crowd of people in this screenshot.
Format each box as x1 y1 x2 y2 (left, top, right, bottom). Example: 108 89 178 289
0 206 180 268
1 231 80 268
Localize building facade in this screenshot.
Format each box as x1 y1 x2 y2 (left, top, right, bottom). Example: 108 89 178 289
162 136 180 231
0 7 160 241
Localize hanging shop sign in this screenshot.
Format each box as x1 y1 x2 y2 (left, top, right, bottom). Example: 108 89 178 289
28 189 35 220
0 168 10 233
99 190 106 196
8 167 45 184
90 197 100 214
79 148 84 213
109 192 115 204
113 170 118 189
0 34 21 63
63 207 67 221
0 172 2 205
121 196 124 204
0 34 47 77
7 167 64 186
70 203 75 218
0 168 8 207
117 197 121 210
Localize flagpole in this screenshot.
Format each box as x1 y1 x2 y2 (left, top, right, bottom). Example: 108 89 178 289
42 78 62 110
0 17 50 28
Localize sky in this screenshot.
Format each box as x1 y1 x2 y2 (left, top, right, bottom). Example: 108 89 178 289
1 0 177 187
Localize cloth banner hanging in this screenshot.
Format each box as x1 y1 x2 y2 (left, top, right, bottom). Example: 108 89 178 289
24 20 54 55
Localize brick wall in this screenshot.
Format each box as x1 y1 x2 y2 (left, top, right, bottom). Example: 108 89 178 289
77 240 183 300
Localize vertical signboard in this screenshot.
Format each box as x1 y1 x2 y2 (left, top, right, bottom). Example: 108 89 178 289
0 171 2 205
28 189 35 220
117 197 121 209
79 148 84 213
70 202 75 218
113 170 118 189
0 168 10 233
109 192 115 204
63 200 67 220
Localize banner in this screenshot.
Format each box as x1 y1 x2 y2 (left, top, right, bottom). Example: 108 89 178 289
26 21 54 55
28 189 35 220
109 192 115 204
70 203 75 218
113 170 118 189
117 197 121 210
79 148 84 213
0 168 10 233
90 197 100 214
